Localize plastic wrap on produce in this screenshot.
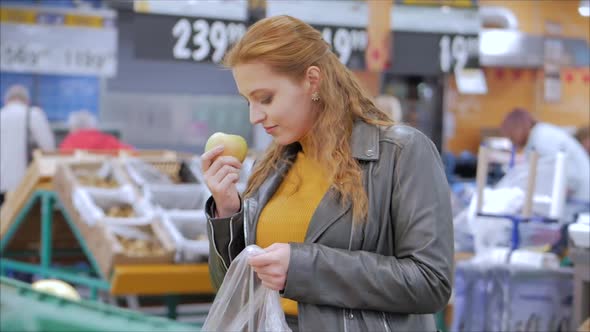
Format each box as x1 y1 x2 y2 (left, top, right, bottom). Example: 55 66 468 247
72 187 153 226
451 262 573 332
451 263 489 332
144 183 210 211
124 158 173 187
158 209 208 262
203 245 291 332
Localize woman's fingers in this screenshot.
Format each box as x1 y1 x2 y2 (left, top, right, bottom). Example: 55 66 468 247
205 156 242 178
200 146 224 172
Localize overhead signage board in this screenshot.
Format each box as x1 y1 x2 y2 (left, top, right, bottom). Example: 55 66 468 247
389 32 479 76
266 0 369 70
134 13 247 64
133 0 248 64
0 5 117 77
134 0 247 21
0 23 117 77
395 0 478 8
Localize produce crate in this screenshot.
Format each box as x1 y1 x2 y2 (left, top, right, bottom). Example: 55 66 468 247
89 223 175 278
156 210 208 263
123 158 199 187
0 276 198 332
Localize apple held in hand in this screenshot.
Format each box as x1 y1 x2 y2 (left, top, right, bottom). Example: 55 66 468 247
32 279 81 301
205 132 248 162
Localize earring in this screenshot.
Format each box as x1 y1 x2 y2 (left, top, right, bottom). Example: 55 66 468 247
311 92 320 102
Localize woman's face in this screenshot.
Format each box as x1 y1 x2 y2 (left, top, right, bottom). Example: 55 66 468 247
232 62 317 146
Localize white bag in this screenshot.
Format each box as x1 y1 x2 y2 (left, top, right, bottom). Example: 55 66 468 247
202 245 291 332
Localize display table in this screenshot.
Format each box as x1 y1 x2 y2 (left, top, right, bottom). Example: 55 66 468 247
569 247 590 328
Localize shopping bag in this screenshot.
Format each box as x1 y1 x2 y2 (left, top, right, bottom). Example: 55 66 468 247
202 245 291 332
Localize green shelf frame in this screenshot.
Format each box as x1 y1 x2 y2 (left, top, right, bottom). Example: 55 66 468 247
0 190 107 298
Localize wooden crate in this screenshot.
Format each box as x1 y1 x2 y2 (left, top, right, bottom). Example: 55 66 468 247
90 223 175 278
1 151 110 237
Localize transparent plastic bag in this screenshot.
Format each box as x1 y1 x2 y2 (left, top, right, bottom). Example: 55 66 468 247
203 245 291 332
124 158 173 186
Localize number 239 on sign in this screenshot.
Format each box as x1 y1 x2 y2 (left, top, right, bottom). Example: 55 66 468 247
172 18 246 63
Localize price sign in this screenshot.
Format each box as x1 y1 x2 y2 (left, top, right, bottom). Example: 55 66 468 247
315 25 368 68
439 34 479 73
134 14 246 64
0 23 117 77
389 32 479 76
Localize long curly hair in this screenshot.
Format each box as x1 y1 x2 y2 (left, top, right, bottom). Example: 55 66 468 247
224 15 393 222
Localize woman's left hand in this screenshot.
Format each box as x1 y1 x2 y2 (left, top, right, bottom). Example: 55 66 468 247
248 243 291 291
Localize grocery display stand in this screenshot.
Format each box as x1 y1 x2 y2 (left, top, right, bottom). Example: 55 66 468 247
0 276 200 332
0 150 215 321
0 189 215 319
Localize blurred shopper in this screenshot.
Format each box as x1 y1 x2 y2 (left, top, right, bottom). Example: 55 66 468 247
501 108 590 202
59 110 132 152
0 85 55 205
201 16 453 332
575 125 590 156
375 94 403 123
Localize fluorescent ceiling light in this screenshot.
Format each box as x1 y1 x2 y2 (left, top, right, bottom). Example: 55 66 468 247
580 0 590 17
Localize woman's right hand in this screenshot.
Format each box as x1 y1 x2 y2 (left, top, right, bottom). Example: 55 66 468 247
201 146 242 218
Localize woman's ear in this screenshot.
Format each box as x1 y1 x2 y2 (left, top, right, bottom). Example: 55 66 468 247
305 66 321 92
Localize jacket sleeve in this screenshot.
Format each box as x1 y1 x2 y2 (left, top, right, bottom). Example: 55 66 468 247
205 196 246 290
282 132 454 314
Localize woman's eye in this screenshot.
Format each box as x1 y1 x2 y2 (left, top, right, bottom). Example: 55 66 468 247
261 96 273 105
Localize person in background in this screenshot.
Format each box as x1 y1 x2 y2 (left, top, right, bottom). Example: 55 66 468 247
201 15 453 332
0 85 55 206
500 108 590 202
59 110 132 152
575 125 590 156
374 94 403 123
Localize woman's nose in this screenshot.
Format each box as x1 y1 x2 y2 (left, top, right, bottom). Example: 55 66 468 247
249 106 265 125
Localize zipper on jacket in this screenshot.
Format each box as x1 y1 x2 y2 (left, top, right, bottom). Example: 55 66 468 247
243 199 250 245
343 308 349 332
208 219 229 270
381 312 392 332
343 212 355 332
228 215 235 262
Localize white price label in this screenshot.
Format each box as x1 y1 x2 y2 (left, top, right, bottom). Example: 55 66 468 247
1 43 115 76
321 27 367 65
439 35 479 73
171 18 246 63
0 23 117 77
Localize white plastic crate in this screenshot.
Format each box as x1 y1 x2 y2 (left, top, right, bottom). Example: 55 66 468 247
158 210 209 263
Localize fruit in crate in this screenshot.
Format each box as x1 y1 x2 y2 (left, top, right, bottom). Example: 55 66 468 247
116 236 167 257
205 132 248 162
77 174 118 188
195 234 208 241
107 204 135 218
32 279 81 300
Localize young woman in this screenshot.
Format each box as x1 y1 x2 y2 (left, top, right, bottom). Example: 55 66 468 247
201 15 453 332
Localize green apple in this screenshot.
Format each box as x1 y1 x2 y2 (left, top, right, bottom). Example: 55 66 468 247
32 279 81 301
205 132 248 162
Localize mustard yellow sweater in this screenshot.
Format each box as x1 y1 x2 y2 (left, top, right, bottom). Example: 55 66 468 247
256 149 330 316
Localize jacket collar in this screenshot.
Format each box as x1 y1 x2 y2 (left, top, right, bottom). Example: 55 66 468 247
248 120 379 243
351 120 380 161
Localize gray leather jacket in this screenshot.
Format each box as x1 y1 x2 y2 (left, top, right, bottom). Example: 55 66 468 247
206 122 454 332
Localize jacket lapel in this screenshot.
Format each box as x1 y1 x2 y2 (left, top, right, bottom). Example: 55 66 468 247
305 189 351 243
305 121 380 243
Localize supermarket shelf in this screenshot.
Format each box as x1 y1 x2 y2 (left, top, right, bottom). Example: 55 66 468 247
111 263 214 296
0 276 199 332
